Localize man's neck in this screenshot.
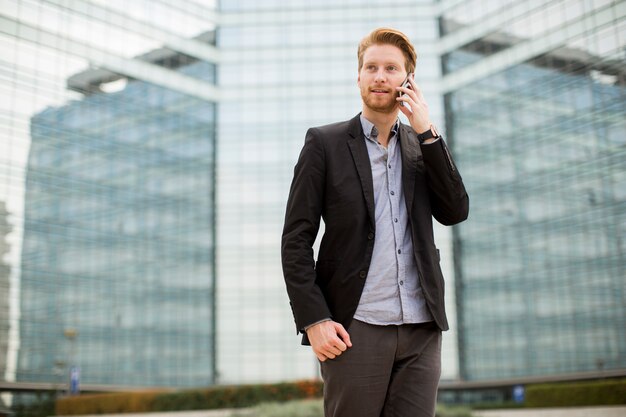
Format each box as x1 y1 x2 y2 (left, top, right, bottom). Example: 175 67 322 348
362 107 399 147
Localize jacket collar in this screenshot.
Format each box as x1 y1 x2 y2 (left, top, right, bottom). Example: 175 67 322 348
399 123 421 211
347 114 375 229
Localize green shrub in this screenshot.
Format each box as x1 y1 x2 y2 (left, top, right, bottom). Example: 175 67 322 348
231 399 323 417
525 378 626 407
53 380 323 414
470 401 524 410
436 404 473 417
230 400 473 417
55 391 162 415
151 380 323 411
12 394 56 417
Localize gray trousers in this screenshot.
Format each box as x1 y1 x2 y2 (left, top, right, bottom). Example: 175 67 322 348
320 319 442 417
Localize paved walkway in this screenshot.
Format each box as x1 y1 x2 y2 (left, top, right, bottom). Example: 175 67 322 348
55 409 250 417
473 405 626 417
57 405 626 417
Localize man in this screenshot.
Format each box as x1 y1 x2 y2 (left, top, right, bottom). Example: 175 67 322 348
281 27 469 417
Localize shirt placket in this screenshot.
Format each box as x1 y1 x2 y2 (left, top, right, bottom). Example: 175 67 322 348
385 134 408 321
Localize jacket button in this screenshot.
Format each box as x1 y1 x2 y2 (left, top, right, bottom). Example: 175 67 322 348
367 232 374 240
359 271 367 278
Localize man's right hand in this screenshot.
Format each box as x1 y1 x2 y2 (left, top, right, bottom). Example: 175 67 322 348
306 320 352 362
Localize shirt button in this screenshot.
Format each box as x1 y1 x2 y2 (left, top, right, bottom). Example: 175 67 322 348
390 191 395 195
400 280 404 285
388 164 392 168
398 249 401 254
359 271 367 278
394 218 398 223
367 232 374 240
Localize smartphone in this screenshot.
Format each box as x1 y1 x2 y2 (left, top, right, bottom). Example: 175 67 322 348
397 73 414 99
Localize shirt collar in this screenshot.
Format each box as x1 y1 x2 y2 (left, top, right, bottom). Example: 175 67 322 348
360 114 400 142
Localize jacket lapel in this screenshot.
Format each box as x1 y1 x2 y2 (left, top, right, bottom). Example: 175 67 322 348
347 114 376 229
399 123 421 211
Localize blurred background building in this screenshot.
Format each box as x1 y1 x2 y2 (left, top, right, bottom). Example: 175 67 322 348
0 202 10 382
0 0 624 404
19 52 217 387
445 25 625 381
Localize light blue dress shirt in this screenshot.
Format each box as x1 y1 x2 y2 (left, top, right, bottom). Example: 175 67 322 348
353 115 433 325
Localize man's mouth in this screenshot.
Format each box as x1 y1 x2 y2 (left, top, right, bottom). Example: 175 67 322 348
370 88 390 94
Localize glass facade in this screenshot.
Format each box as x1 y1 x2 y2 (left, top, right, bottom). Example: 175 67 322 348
2 0 219 388
0 202 10 380
441 0 626 380
17 64 215 386
18 60 217 386
0 0 623 396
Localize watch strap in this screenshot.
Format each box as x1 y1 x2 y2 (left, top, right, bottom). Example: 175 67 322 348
417 129 436 141
417 125 440 143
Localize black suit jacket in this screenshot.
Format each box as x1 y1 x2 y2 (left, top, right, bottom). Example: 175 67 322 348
281 114 469 345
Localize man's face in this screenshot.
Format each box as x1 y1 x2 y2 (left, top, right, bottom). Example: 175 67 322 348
358 44 408 114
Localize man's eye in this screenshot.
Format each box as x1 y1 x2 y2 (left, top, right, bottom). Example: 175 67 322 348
387 66 397 71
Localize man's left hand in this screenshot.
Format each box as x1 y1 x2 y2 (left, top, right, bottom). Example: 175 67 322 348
396 74 431 135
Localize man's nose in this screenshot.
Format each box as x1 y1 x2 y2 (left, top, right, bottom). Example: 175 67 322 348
374 70 386 82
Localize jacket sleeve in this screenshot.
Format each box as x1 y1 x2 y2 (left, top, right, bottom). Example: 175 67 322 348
420 138 469 226
281 128 332 334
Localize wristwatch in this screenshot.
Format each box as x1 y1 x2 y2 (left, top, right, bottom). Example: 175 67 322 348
417 124 440 143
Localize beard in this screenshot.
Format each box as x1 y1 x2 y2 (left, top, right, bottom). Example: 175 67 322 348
360 86 399 114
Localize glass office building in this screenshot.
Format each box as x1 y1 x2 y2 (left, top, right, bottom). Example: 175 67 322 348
440 0 625 380
2 0 220 388
0 202 10 380
18 49 217 386
0 0 624 394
